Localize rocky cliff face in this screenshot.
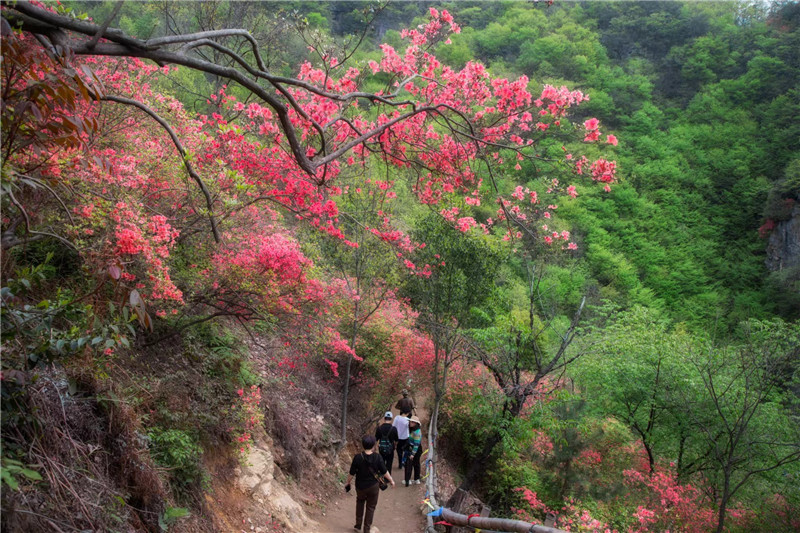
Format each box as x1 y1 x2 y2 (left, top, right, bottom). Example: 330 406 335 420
237 436 320 532
766 205 800 272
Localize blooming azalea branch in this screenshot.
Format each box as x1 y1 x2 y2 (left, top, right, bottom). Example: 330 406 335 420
100 95 221 242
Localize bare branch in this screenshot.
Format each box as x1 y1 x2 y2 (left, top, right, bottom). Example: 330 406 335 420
85 1 124 50
140 311 235 347
14 173 75 226
2 187 76 251
147 28 267 71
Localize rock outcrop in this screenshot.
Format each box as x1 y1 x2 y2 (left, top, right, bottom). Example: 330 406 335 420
766 205 800 272
237 437 320 532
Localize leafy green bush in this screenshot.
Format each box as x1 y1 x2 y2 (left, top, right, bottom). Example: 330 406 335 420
147 428 205 496
486 456 542 512
185 322 258 388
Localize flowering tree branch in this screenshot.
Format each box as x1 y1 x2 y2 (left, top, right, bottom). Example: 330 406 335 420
100 95 221 242
4 2 423 178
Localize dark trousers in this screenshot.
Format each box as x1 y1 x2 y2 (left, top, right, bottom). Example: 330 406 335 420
396 438 408 467
380 450 394 474
404 449 421 483
355 483 380 533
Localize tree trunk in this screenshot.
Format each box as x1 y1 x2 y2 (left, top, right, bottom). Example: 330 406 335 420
715 475 731 533
445 432 505 507
339 351 354 449
644 439 655 474
559 457 573 501
630 422 655 474
339 299 361 450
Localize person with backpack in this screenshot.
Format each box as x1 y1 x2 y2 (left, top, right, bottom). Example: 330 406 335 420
345 435 395 533
375 411 399 473
403 416 423 486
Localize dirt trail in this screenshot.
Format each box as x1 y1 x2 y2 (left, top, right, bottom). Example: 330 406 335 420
311 477 428 533
312 398 431 533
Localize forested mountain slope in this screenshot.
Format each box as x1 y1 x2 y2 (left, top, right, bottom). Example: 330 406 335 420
326 0 800 325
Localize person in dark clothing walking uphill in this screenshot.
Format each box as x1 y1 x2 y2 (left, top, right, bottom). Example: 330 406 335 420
375 411 399 474
395 389 416 416
345 435 395 533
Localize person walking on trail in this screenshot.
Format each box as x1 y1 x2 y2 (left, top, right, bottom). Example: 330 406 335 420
392 411 410 468
345 435 395 533
403 416 423 486
375 411 399 474
395 389 416 416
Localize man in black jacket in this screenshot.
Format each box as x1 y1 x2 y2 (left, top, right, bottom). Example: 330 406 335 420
395 389 416 416
345 435 395 533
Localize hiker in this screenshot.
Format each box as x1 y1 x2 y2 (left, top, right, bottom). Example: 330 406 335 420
403 416 423 486
395 389 416 416
391 411 410 468
375 411 399 474
345 435 395 533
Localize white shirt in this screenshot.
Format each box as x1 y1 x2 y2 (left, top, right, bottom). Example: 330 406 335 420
392 414 410 440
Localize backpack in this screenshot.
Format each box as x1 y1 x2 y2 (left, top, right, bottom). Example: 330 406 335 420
379 435 393 455
377 426 394 454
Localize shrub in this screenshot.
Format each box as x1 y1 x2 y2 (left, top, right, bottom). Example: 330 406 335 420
147 428 205 497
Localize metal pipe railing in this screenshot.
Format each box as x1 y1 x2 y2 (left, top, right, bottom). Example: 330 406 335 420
440 508 565 533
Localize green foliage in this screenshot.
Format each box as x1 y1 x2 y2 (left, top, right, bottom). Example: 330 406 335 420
765 159 800 220
764 265 800 318
419 0 800 331
137 322 260 459
574 306 694 468
1 257 135 371
182 321 258 388
119 9 159 40
9 236 81 279
679 320 800 520
486 455 542 511
434 29 474 69
158 506 190 532
304 12 327 28
5 2 800 528
350 322 394 379
575 309 800 525
0 456 42 491
404 213 503 327
147 427 205 495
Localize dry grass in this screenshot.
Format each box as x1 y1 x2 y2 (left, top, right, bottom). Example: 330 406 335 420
1 364 168 532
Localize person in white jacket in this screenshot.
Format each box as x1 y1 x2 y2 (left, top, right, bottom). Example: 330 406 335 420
391 412 410 468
